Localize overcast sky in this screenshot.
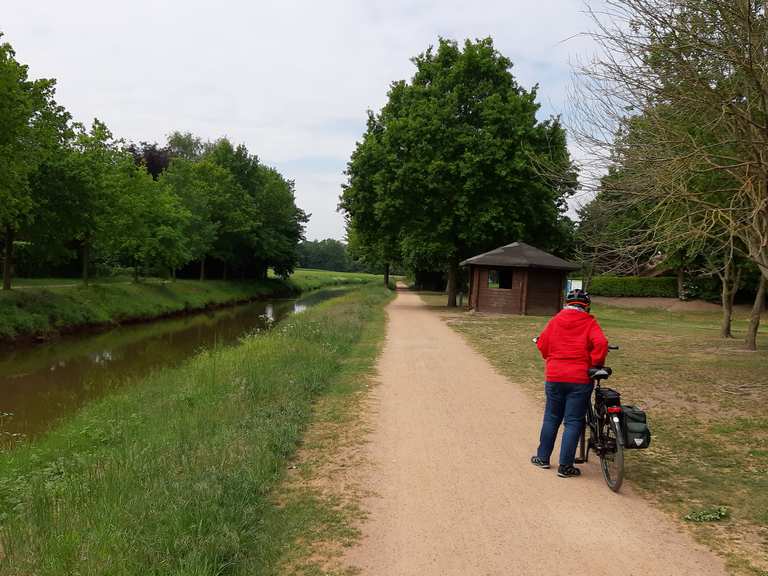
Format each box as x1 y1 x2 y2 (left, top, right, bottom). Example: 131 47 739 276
4 0 600 240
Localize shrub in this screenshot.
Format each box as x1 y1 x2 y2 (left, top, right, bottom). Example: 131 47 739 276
588 276 679 298
683 276 721 302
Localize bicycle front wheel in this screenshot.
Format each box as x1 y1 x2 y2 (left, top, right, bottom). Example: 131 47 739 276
600 417 624 492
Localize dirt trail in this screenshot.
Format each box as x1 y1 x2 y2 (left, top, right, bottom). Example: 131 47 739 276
344 289 726 576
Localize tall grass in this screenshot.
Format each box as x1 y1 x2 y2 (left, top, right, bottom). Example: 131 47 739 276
0 285 392 574
0 270 380 341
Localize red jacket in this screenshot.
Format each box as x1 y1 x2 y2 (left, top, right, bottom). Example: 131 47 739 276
536 308 609 384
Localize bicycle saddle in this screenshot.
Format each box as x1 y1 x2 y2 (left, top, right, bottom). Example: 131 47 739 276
589 367 612 380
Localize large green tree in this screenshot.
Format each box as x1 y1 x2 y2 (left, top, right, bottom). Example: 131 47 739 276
105 162 190 279
160 156 243 279
297 238 353 272
207 139 307 278
0 35 68 289
66 120 131 283
341 38 576 305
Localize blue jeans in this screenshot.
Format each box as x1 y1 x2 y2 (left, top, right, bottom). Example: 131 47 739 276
536 382 594 466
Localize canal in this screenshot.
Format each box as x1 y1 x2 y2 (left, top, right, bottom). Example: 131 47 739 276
0 289 345 444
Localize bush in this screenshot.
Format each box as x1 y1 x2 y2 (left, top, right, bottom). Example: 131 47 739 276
683 276 721 302
588 276 679 298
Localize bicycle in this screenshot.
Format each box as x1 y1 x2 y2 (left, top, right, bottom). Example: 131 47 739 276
575 357 624 492
532 338 624 492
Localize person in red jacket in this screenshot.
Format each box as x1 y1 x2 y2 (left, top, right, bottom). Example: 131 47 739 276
531 289 608 478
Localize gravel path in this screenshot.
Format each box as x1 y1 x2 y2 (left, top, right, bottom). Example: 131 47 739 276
344 289 726 576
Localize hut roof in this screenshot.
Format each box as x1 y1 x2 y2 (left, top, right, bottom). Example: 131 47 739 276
459 242 579 271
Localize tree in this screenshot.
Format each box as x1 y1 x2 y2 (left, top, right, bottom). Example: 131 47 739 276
207 138 307 278
0 34 68 289
105 163 190 279
166 131 204 161
341 38 576 305
253 167 308 277
297 239 353 271
160 157 240 279
125 141 171 179
66 120 130 283
340 112 402 287
573 0 768 346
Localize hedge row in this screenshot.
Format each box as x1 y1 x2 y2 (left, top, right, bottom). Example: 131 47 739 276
588 276 679 298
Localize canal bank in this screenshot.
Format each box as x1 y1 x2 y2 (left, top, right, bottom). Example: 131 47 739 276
0 269 379 343
0 288 350 442
0 284 393 574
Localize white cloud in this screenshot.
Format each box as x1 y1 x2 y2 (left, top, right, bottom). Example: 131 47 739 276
4 0 601 240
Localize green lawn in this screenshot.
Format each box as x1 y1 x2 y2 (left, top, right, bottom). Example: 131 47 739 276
0 284 393 574
284 268 382 291
420 293 768 576
0 270 382 341
13 276 137 287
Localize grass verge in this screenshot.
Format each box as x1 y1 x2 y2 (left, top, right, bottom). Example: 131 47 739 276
0 270 380 342
419 292 768 576
255 286 392 575
0 284 392 574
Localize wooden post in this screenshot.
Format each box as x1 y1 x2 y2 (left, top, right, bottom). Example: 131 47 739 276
520 269 529 315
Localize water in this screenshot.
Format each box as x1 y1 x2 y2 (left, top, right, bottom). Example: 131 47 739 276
0 289 345 444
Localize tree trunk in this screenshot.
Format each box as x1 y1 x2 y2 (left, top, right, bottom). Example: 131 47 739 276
222 263 228 281
171 268 177 282
718 259 740 339
256 263 267 280
133 265 140 283
721 298 733 338
82 241 90 285
746 275 766 351
677 268 685 300
2 226 14 291
199 256 206 281
384 262 390 288
446 258 459 307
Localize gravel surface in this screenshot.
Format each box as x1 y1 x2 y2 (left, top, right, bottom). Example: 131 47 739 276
344 289 727 576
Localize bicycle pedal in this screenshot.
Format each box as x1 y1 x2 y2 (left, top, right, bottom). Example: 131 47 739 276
574 458 586 464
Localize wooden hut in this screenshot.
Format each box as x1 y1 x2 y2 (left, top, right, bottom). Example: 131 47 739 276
461 242 579 315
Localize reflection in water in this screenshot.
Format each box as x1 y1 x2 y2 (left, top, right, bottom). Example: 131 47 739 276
0 289 345 444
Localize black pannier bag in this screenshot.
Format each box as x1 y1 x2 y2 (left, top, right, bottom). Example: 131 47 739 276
595 387 621 408
623 405 651 449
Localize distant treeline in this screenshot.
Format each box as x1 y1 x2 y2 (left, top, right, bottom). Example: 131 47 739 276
297 239 377 274
1 34 307 289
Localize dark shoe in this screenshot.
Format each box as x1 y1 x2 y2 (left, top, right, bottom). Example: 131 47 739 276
557 464 581 478
531 456 550 469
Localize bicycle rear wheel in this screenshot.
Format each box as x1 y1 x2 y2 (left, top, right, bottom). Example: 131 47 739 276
599 417 624 492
